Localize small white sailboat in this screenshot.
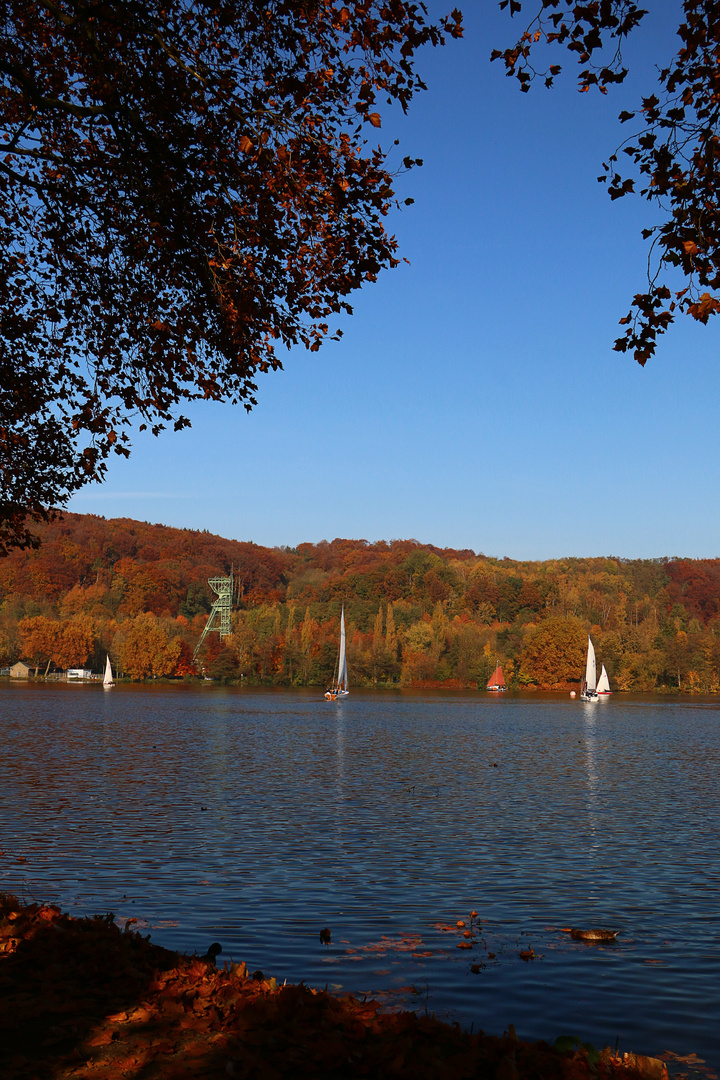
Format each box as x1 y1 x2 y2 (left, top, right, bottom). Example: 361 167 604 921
580 636 599 702
325 606 349 700
596 664 612 696
103 654 115 689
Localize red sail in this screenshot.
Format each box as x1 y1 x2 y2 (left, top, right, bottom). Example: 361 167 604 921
487 665 505 689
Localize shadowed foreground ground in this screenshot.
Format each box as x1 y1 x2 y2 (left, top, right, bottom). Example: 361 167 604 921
0 895 670 1080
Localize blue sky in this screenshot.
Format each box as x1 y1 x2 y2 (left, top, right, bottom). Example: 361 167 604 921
69 1 719 560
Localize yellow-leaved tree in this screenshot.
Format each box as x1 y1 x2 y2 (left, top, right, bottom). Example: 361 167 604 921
519 617 587 689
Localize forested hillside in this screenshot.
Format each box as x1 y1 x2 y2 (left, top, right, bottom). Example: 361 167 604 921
1 513 719 691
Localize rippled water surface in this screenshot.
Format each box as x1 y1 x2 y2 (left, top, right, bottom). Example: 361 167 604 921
2 683 720 1064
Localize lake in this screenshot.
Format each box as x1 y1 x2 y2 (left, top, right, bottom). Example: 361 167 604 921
1 683 719 1067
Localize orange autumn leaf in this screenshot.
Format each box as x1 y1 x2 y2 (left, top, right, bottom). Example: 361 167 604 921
687 292 720 322
126 1005 154 1023
87 1030 115 1047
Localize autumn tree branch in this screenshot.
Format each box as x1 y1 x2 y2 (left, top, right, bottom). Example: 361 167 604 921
495 0 720 365
0 0 463 551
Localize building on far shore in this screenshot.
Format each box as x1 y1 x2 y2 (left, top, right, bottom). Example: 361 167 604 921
10 661 32 679
66 669 93 680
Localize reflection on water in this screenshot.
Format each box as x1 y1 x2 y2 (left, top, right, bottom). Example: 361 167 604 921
582 710 602 866
2 683 720 1065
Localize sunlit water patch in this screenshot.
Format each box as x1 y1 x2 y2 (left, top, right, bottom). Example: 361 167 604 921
2 684 719 1066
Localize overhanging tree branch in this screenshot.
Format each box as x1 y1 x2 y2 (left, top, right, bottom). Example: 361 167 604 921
496 0 720 364
0 0 463 552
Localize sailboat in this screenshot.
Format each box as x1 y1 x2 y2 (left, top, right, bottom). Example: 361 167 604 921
325 606 349 700
596 664 612 696
580 637 599 701
103 654 115 689
486 664 506 692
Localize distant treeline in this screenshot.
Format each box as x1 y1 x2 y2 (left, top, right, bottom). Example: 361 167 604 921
2 513 720 691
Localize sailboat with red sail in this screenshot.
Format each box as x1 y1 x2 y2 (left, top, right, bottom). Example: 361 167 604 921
486 664 506 692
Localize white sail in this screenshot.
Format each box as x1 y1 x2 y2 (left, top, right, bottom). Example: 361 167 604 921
103 654 114 687
325 606 349 698
337 607 347 691
585 636 597 691
596 664 611 694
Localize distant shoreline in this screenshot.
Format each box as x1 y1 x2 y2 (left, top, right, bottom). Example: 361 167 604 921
1 674 715 697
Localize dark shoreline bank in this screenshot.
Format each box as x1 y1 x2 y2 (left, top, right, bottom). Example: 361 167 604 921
0 894 674 1080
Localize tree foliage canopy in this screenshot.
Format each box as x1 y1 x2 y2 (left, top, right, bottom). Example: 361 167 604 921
3 1 720 554
4 513 720 690
519 615 586 687
0 0 461 553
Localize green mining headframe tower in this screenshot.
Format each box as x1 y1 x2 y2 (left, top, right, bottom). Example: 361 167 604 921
193 568 234 663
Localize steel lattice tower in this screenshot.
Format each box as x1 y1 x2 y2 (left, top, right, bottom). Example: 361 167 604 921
193 568 234 663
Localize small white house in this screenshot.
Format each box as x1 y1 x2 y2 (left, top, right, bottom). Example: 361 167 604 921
66 668 93 681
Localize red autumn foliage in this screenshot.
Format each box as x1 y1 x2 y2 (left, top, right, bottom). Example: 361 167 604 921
665 559 720 622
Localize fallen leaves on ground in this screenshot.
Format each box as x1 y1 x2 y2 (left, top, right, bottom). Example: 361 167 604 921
0 894 669 1080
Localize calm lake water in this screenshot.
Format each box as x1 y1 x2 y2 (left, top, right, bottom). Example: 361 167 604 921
2 683 719 1066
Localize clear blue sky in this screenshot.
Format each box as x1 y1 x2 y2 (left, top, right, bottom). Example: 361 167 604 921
69 1 718 560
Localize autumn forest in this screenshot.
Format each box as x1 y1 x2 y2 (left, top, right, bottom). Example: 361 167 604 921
2 513 720 692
